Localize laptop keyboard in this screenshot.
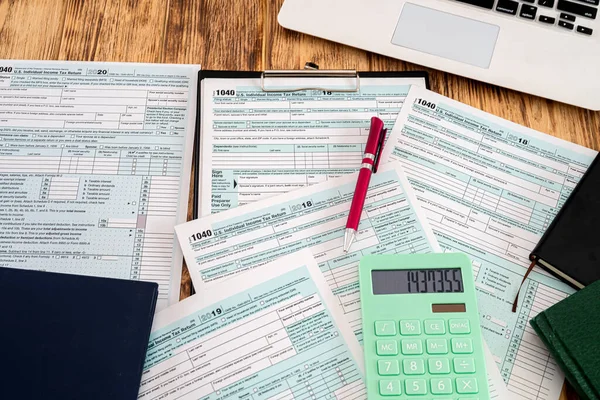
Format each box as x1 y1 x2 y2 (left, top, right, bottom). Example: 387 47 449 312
450 0 596 35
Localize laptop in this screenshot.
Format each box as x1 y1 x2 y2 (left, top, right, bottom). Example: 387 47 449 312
278 0 600 110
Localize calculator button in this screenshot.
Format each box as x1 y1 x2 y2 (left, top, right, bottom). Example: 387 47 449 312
451 338 474 354
428 358 451 374
378 359 400 375
431 378 453 394
424 319 446 335
449 319 471 334
376 340 399 356
401 339 423 355
405 379 427 395
454 357 476 373
456 377 479 394
379 380 402 396
427 338 448 354
403 359 425 375
375 321 397 336
400 320 421 335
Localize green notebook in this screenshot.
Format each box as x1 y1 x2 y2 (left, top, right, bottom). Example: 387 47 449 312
530 280 600 400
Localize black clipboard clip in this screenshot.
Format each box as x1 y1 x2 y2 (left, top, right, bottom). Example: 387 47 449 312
261 62 360 93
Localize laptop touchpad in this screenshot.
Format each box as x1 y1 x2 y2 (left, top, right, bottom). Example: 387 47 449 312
391 3 499 69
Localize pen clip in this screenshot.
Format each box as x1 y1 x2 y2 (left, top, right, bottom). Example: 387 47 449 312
372 128 387 174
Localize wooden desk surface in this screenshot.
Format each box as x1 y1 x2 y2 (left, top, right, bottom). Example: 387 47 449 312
1 1 594 398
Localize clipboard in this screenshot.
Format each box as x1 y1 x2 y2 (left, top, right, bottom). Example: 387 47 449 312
193 67 430 219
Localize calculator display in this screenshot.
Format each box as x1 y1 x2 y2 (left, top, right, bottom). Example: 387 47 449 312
371 268 464 295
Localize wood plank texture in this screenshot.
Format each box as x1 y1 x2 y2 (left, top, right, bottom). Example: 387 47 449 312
0 2 594 398
164 0 264 69
0 0 67 59
58 0 167 62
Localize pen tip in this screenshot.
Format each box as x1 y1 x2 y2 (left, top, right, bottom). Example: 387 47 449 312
343 229 355 254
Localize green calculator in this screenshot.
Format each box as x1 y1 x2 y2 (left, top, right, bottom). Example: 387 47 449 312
359 253 489 399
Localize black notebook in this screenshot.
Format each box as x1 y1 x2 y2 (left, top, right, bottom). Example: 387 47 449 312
0 268 158 400
530 153 600 289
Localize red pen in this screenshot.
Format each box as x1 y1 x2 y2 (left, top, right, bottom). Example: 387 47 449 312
343 117 387 253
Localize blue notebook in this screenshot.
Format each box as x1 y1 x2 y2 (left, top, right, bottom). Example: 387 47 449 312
0 268 158 400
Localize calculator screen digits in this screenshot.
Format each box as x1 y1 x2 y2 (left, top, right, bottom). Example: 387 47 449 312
371 268 464 294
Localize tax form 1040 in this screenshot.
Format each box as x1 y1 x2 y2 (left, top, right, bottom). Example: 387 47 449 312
196 72 428 216
178 161 440 341
0 61 198 310
381 86 597 400
138 250 367 400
